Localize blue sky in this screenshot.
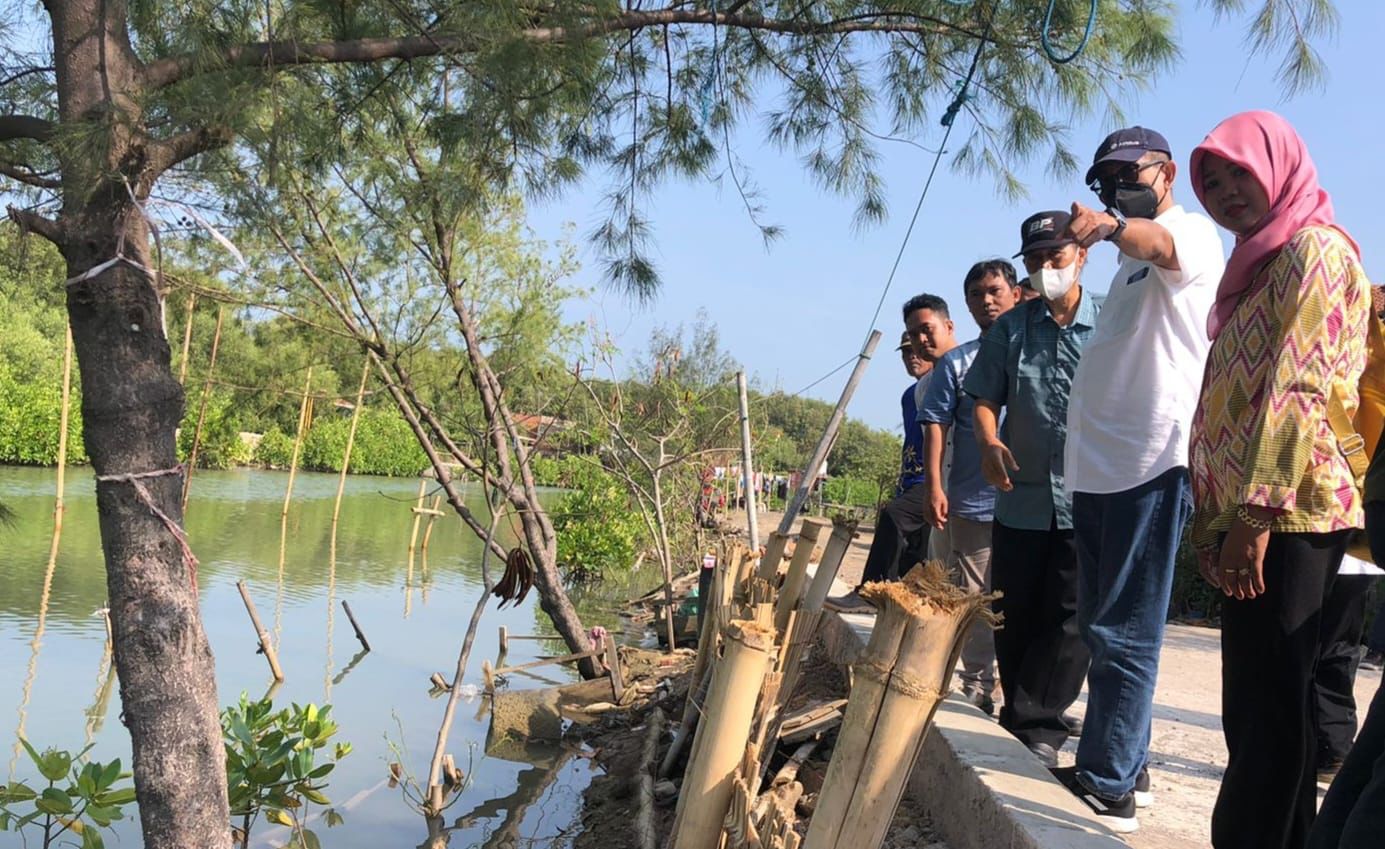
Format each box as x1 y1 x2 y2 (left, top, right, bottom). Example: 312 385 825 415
529 1 1385 435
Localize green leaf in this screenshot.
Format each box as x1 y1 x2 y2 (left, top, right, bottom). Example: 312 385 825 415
98 759 121 792
0 783 37 804
21 740 71 783
96 788 137 806
85 804 122 827
299 787 330 806
35 787 74 816
300 827 323 849
306 763 334 780
324 809 343 828
268 808 295 827
82 824 106 849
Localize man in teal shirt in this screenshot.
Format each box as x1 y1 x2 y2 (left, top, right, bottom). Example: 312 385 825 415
963 209 1102 767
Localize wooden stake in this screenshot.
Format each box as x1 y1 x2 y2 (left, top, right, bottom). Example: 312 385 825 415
669 621 775 849
419 495 443 554
331 357 371 532
237 581 284 681
636 707 667 849
48 323 73 551
429 673 450 691
341 600 370 652
281 366 314 520
774 518 830 636
182 304 225 512
604 633 624 700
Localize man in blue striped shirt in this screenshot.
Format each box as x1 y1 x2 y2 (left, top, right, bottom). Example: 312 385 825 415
919 259 1023 716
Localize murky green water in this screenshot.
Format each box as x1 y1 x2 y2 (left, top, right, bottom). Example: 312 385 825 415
0 465 652 848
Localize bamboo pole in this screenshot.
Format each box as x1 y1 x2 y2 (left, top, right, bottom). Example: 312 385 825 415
281 366 314 520
801 519 858 613
419 495 443 555
803 565 996 849
237 581 285 681
181 304 225 511
778 330 882 534
342 600 370 652
406 478 428 564
736 372 761 552
176 291 197 385
774 518 829 635
331 357 372 532
753 531 790 588
669 621 775 849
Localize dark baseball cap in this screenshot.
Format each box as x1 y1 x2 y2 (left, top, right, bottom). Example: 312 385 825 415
1084 126 1171 185
895 331 913 352
1013 210 1075 258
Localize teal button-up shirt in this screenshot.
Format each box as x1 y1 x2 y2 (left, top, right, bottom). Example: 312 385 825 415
962 291 1103 531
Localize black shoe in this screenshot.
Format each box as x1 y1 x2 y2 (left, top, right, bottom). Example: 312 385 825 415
1317 758 1344 788
1062 711 1084 738
960 686 996 717
1362 650 1385 672
1134 766 1153 808
1050 766 1139 834
1027 742 1059 769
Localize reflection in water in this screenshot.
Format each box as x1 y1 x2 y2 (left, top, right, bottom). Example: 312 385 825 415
0 466 646 849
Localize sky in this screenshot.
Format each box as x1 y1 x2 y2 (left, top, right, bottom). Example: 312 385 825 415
526 1 1385 435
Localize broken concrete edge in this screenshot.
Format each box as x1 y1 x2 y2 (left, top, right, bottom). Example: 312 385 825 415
815 590 1129 849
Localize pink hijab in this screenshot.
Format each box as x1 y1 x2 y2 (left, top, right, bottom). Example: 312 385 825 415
1189 110 1359 339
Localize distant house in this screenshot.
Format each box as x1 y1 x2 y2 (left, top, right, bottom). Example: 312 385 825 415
511 413 585 456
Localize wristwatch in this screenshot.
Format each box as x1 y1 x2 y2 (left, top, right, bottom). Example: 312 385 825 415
1103 206 1128 243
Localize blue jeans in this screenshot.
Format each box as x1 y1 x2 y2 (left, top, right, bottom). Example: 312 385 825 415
1072 466 1193 798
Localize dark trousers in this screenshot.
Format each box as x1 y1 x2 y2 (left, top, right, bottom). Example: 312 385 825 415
860 482 931 585
1212 530 1350 849
990 519 1090 750
1309 500 1385 849
1316 574 1377 764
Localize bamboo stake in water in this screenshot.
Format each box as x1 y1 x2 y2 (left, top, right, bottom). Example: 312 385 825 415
182 304 225 511
176 291 197 385
281 367 315 520
331 357 371 532
342 600 371 652
10 324 75 780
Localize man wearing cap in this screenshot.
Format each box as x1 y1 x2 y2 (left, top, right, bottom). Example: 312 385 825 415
963 211 1102 768
1042 127 1224 833
920 259 1023 716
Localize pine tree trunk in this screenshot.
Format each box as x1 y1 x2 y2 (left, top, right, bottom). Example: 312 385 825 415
44 0 233 844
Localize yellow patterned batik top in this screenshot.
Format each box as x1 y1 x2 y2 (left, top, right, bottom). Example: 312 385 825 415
1190 225 1371 549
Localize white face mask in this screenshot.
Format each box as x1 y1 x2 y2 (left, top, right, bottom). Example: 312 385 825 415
1028 261 1079 300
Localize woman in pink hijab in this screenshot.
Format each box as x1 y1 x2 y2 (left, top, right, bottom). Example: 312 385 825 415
1188 111 1372 849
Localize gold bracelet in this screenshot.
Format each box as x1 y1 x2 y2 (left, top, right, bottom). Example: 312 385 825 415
1235 505 1275 531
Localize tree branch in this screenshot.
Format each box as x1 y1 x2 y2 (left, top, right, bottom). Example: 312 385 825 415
6 205 64 245
144 9 970 89
0 114 54 143
0 160 60 188
149 125 234 173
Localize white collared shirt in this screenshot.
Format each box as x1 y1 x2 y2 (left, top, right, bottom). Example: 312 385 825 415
1064 204 1226 495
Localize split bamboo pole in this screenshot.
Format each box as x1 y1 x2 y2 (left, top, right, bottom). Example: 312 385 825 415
181 304 225 511
331 357 372 532
237 581 285 681
753 531 790 588
419 495 443 556
800 520 858 613
668 621 775 849
281 367 315 520
802 565 997 849
773 518 830 636
777 330 882 533
176 291 196 385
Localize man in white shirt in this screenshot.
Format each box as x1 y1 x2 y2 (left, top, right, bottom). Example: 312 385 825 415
1045 127 1226 834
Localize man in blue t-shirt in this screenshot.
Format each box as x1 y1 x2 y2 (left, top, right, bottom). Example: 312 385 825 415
919 259 1022 716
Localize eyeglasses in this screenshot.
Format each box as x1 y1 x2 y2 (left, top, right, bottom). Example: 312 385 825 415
1089 159 1167 197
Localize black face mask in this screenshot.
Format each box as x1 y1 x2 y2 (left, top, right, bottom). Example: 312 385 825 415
1107 181 1163 220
